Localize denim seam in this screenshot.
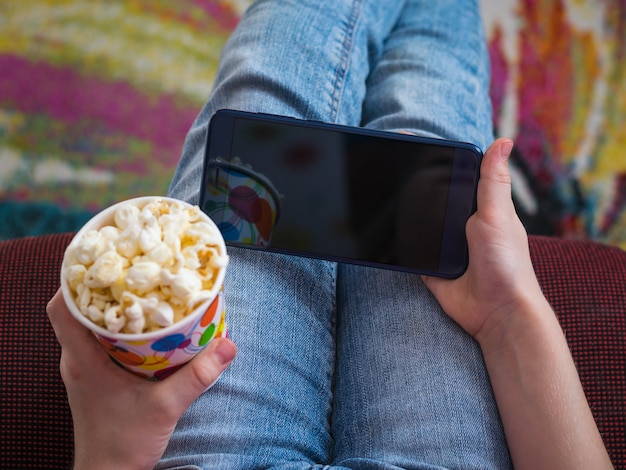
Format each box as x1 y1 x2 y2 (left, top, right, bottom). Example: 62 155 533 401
329 0 365 122
327 259 339 464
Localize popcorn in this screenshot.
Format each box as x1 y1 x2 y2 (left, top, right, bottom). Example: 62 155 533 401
63 198 228 334
83 250 126 289
125 261 162 294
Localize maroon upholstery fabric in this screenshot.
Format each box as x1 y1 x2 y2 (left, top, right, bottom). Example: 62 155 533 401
1 233 625 468
1 233 75 469
529 236 626 468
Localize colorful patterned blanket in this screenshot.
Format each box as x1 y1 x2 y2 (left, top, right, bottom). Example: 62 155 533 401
2 0 625 250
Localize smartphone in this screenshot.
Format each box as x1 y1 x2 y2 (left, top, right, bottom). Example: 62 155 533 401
200 109 482 278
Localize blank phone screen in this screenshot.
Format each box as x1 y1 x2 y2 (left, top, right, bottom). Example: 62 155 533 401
203 117 466 273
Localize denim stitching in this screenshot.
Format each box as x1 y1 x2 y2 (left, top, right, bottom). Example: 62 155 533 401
329 0 365 122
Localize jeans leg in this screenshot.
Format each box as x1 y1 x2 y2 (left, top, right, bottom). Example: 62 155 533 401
331 1 511 469
332 266 512 469
157 248 337 469
162 0 407 468
168 0 406 206
361 0 494 152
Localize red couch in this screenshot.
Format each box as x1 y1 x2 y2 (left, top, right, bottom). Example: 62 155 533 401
1 232 625 469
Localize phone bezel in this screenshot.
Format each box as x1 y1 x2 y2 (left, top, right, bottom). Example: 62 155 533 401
200 109 482 279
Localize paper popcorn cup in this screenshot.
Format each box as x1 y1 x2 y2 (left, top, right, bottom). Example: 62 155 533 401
60 196 228 380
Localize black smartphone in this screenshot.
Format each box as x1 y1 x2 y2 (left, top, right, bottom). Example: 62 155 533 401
200 109 482 278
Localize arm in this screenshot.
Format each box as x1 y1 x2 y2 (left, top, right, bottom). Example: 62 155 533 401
423 138 613 470
47 290 237 470
479 292 611 469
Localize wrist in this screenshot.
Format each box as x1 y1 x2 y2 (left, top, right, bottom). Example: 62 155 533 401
475 292 559 357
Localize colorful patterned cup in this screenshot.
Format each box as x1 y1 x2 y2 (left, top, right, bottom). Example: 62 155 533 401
60 196 228 380
203 159 281 247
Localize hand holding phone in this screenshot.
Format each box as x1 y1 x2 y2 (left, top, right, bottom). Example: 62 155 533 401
200 109 482 278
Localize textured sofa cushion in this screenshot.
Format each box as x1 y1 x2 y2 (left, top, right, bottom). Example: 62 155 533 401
529 236 626 467
1 233 74 469
1 233 625 469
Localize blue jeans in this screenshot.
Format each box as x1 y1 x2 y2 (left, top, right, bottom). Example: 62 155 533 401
162 0 511 468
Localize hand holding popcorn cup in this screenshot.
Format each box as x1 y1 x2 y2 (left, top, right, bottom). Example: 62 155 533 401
61 196 228 380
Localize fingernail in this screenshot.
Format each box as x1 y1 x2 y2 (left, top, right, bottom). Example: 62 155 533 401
500 140 514 160
213 338 237 366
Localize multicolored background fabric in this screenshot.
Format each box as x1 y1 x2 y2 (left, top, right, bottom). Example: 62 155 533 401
1 0 626 250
